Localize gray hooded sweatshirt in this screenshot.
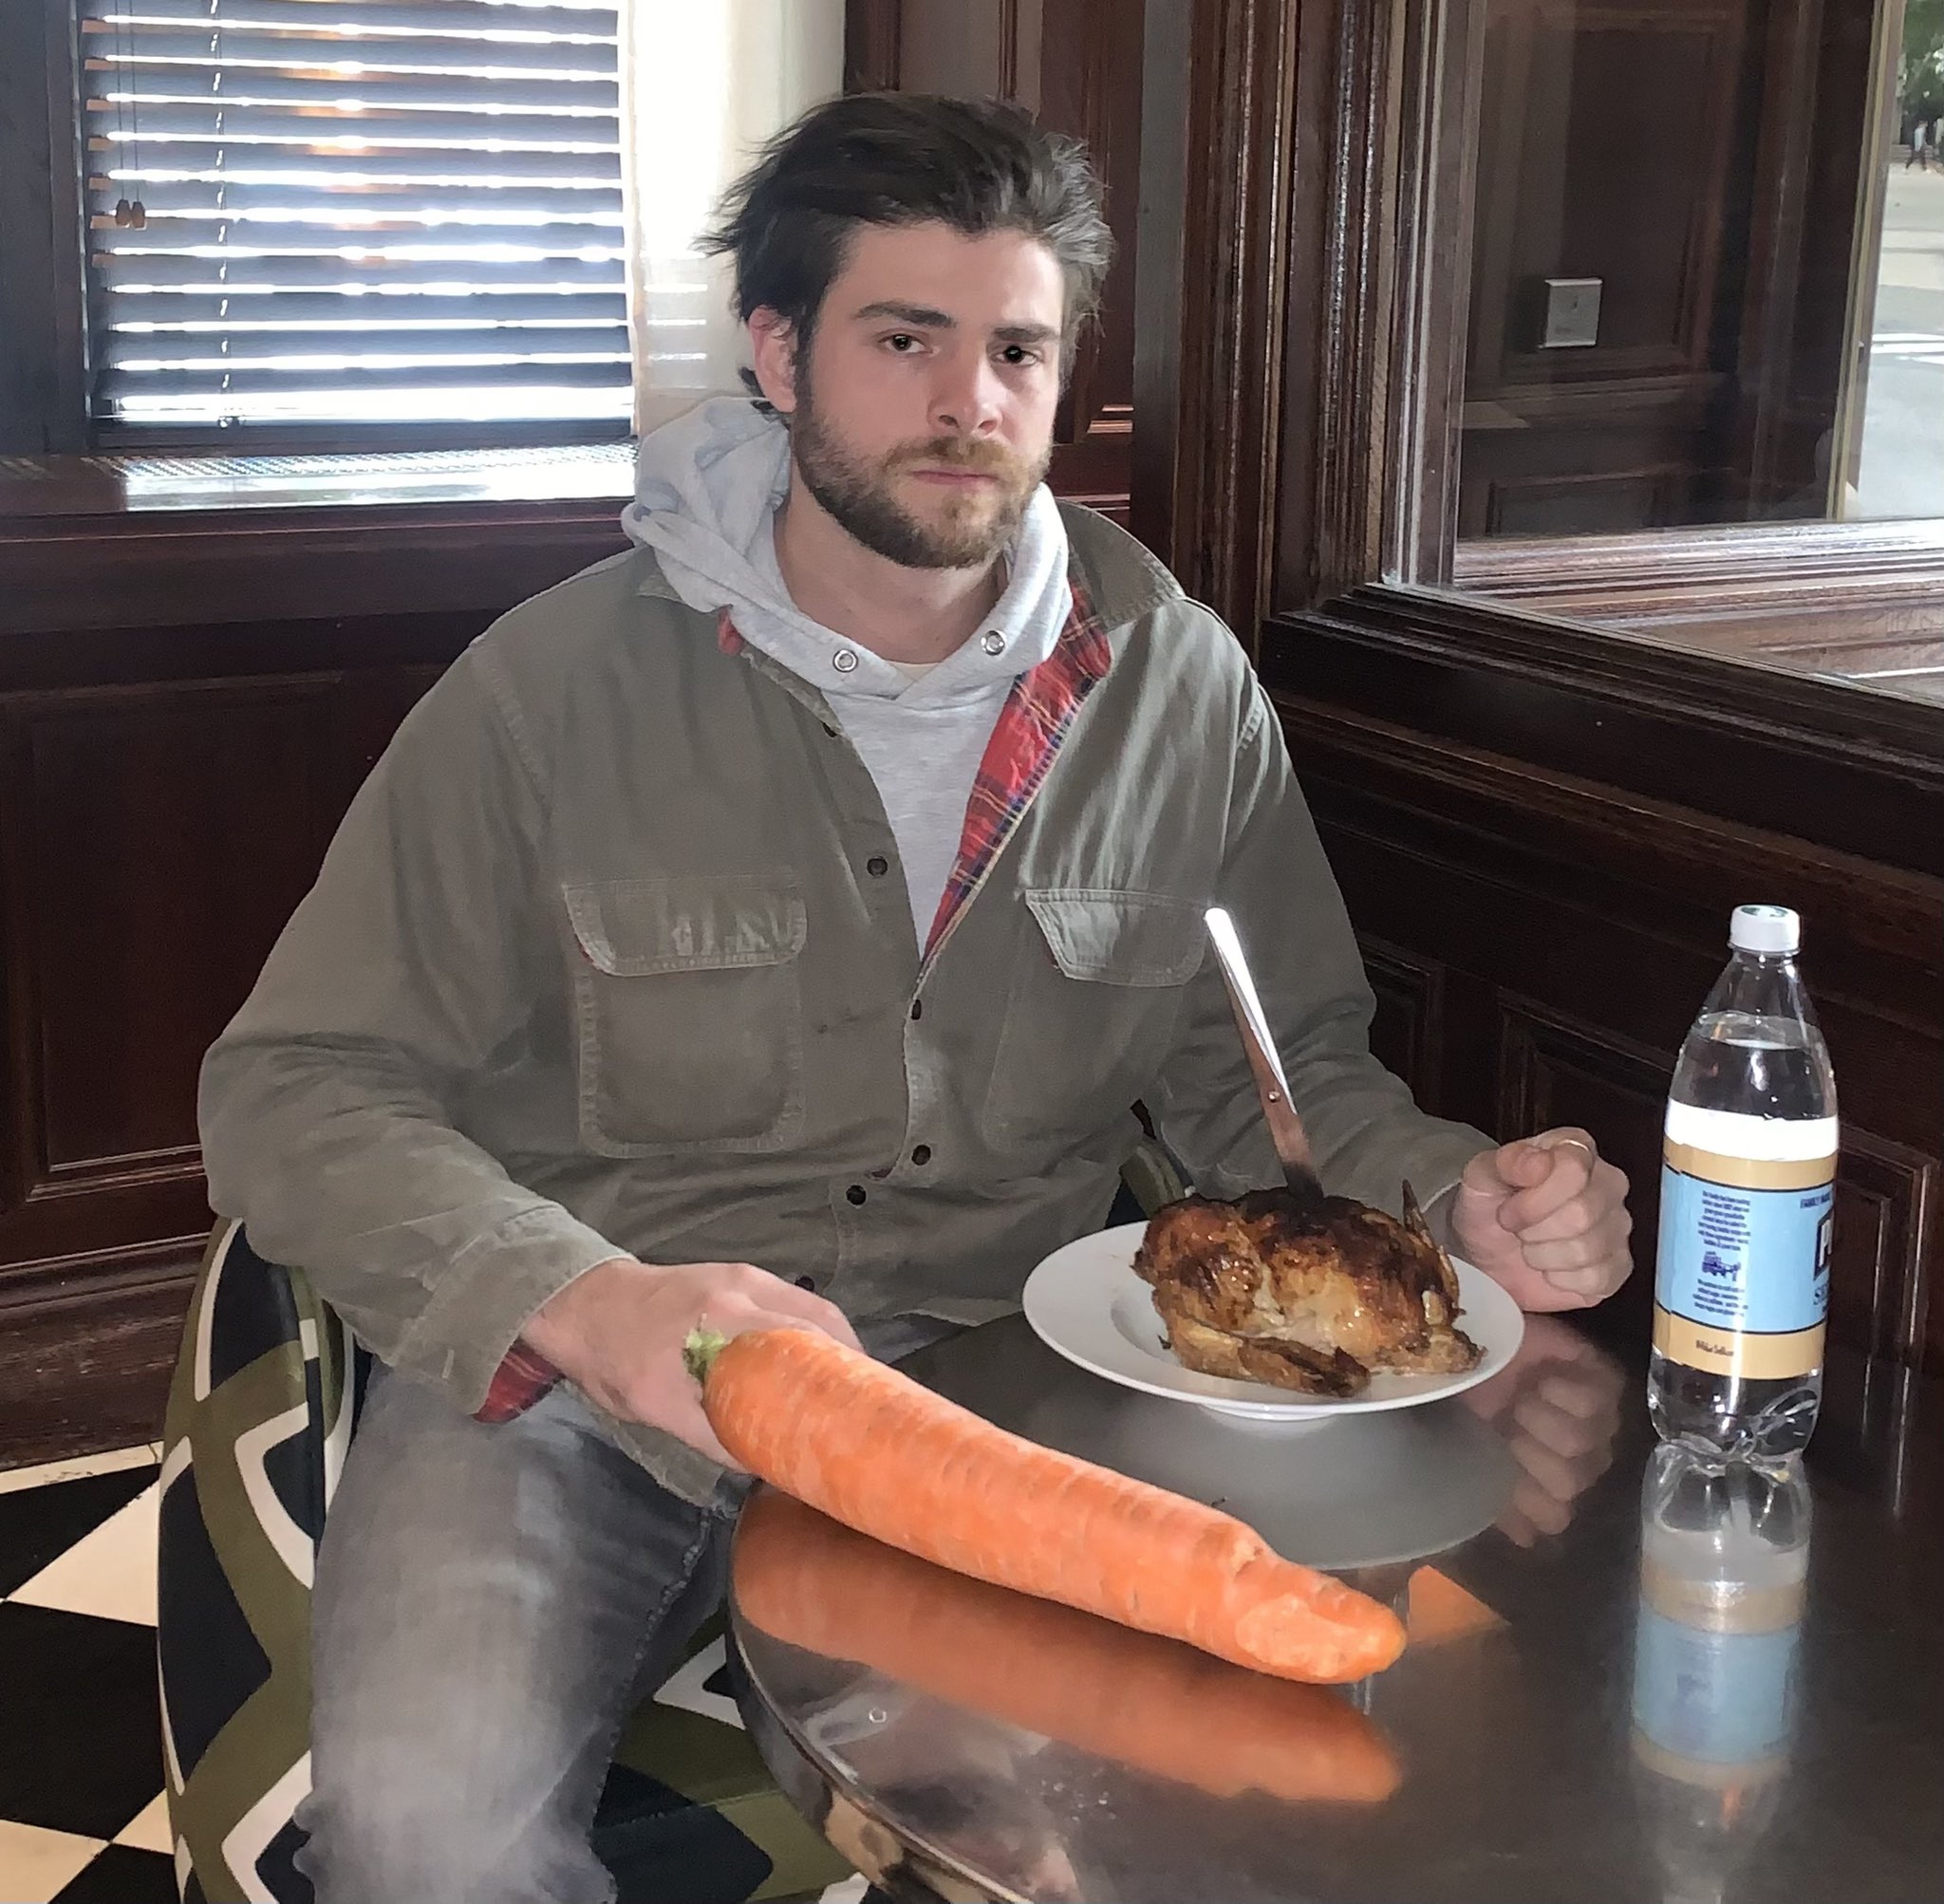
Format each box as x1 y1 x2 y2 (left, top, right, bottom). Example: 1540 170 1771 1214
622 396 1073 943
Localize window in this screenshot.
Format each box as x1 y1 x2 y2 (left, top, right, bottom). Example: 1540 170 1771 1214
79 0 632 438
1448 0 1939 537
1353 0 1944 706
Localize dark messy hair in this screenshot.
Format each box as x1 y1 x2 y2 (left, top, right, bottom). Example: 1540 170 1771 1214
700 92 1113 401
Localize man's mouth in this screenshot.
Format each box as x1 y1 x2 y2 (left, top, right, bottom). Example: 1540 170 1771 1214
907 466 1003 488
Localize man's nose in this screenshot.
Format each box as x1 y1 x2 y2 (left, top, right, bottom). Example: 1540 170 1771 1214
929 358 1004 436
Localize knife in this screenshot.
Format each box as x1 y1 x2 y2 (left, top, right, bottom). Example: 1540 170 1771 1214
1204 906 1326 1204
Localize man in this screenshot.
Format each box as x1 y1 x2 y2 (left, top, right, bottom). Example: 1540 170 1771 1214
200 94 1632 1903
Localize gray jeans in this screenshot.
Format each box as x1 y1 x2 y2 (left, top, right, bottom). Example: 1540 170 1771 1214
297 1320 951 1903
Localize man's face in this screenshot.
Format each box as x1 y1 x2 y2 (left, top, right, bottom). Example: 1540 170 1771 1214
752 221 1066 569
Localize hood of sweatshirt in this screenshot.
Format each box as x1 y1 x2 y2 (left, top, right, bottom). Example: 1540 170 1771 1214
619 395 1071 702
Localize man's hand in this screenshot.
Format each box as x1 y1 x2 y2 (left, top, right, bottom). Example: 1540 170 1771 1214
522 1258 862 1466
1450 1127 1633 1313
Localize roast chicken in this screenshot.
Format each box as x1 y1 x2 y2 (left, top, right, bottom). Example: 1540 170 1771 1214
1133 1184 1482 1396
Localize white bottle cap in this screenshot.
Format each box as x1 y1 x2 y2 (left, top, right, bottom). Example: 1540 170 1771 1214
1730 904 1800 954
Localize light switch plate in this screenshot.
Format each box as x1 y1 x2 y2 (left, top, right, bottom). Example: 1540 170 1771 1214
1541 277 1602 349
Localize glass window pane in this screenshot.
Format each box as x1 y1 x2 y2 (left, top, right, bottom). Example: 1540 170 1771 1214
1452 0 1943 535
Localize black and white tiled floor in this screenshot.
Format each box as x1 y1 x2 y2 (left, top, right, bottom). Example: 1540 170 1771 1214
0 1446 177 1901
1 1446 873 1904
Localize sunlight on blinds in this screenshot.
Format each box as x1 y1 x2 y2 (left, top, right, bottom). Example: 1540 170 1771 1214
82 0 838 433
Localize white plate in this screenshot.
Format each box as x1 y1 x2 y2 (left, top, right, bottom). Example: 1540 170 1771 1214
1022 1222 1524 1421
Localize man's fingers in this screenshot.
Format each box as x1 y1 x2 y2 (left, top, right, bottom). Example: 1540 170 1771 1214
705 1270 865 1352
1518 1230 1632 1278
1510 1474 1574 1539
755 1283 865 1352
1495 1132 1603 1233
1511 1166 1633 1247
1523 1262 1628 1308
1538 1368 1619 1422
1512 1391 1607 1463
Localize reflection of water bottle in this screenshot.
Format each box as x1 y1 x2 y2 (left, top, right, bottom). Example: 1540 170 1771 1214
1631 1445 1810 1904
1650 905 1837 1459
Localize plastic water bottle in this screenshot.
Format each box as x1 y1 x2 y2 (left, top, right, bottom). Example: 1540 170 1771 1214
1631 1444 1811 1904
1649 905 1837 1459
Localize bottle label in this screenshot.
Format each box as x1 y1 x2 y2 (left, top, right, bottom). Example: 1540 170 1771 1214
1654 1110 1834 1382
1632 1605 1799 1771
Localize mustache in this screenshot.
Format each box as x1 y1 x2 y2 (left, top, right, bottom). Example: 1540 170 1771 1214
885 436 1033 480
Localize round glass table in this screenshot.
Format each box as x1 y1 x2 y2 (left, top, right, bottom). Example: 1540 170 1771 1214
729 1312 1944 1902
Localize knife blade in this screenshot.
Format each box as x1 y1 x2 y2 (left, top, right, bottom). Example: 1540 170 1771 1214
1204 906 1326 1204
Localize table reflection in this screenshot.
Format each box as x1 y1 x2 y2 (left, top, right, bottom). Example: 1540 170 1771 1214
733 1318 1944 1902
1632 1448 1812 1904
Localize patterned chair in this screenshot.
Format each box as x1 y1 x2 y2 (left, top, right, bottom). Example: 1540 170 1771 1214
156 1222 857 1904
157 1149 1181 1902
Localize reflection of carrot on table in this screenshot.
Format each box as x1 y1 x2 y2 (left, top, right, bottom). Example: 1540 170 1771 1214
736 1491 1404 1806
691 1327 1405 1683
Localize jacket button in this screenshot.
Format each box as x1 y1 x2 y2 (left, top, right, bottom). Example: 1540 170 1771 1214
794 1274 816 1290
867 855 888 877
846 1185 868 1205
909 998 923 1020
911 1144 932 1167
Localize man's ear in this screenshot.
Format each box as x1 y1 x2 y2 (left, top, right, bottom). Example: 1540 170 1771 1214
747 308 801 417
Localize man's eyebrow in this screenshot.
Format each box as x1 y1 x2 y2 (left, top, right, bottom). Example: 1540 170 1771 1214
851 300 955 327
849 302 1061 347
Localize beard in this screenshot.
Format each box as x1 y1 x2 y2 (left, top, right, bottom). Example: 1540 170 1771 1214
789 387 1048 570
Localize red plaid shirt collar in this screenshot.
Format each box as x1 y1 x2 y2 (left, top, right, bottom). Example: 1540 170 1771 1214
922 580 1110 959
475 581 1112 1426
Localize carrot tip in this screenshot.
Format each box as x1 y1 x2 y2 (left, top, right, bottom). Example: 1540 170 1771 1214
683 1327 732 1387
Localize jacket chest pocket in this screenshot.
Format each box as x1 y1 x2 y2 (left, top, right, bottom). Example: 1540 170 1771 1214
563 874 805 1155
981 889 1204 1152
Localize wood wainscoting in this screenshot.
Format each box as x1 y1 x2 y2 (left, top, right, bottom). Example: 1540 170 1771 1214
0 500 627 1465
1263 610 1944 1380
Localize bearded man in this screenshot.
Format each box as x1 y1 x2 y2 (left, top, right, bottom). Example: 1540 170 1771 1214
199 93 1633 1904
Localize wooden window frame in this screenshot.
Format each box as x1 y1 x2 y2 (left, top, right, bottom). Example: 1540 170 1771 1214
1132 0 1944 885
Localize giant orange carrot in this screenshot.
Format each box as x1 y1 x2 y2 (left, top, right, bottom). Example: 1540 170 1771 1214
687 1327 1405 1684
737 1491 1401 1803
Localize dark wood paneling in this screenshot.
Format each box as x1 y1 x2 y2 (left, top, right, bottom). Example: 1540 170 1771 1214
1272 678 1944 1375
1468 2 1746 387
0 499 633 635
1133 0 1299 632
0 1260 192 1465
0 0 86 454
1456 0 1882 532
1358 934 1447 1105
1264 588 1944 881
0 628 467 1354
1041 0 1140 452
1459 0 1750 534
21 684 336 1174
0 507 552 1461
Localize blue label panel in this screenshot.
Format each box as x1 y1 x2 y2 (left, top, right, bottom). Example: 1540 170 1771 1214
1655 1169 1832 1334
1633 1607 1799 1765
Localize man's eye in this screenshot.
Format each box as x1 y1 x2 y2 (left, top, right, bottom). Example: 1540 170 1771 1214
999 345 1042 366
884 333 919 352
